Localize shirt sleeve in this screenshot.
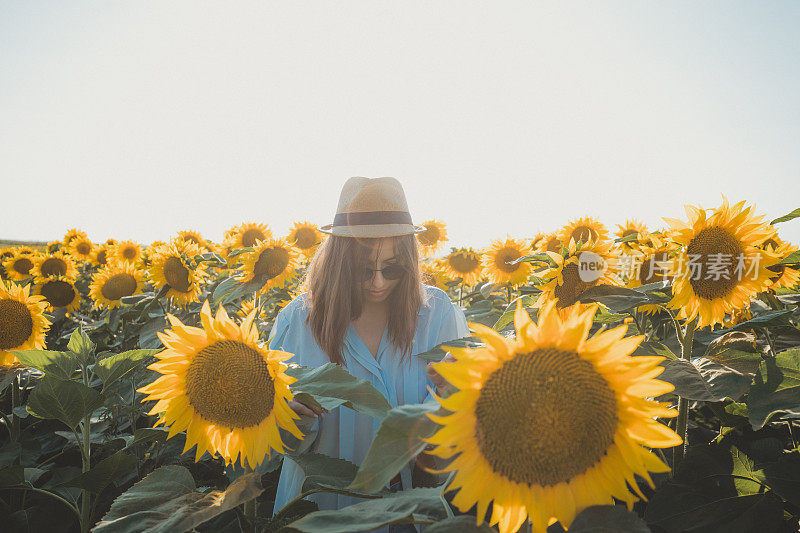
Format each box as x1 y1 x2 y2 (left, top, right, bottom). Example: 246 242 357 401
423 301 471 404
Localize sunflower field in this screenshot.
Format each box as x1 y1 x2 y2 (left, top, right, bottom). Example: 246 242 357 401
1 200 800 533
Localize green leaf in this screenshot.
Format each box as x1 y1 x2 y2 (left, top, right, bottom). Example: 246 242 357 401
412 336 483 364
508 253 557 267
720 309 794 333
730 446 766 495
0 442 21 470
67 326 95 364
762 451 800 507
287 364 392 420
348 402 440 493
284 486 447 533
632 340 678 361
576 285 649 313
493 295 537 331
746 349 800 430
94 465 262 533
123 428 168 450
26 376 104 430
283 452 371 496
94 349 160 387
11 350 78 380
62 452 138 494
138 316 168 349
421 516 494 532
568 505 651 532
778 250 800 265
770 207 800 225
0 465 24 488
659 357 752 401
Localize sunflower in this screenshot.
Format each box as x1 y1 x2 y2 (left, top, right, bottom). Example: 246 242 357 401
62 229 88 247
664 197 779 329
0 280 51 367
106 238 117 246
558 216 610 247
528 233 547 252
443 248 483 286
623 235 678 315
288 221 323 258
89 262 145 309
68 237 95 263
36 276 82 314
108 241 144 266
32 251 78 282
227 222 273 249
536 240 619 311
0 248 14 279
534 233 563 254
416 220 448 257
148 240 208 308
91 245 109 268
481 237 532 287
3 252 36 281
46 241 61 254
615 219 648 251
138 301 303 467
421 259 452 291
236 298 267 321
758 235 800 292
176 229 204 246
236 238 299 292
425 300 680 533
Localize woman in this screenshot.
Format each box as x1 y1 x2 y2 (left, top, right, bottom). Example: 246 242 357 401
269 177 469 519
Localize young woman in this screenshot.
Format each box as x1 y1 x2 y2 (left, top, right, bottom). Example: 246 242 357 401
268 177 469 519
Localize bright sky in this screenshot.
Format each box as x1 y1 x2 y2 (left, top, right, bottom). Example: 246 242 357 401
2 2 799 250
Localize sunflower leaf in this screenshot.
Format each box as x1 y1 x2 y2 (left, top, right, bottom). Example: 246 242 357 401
658 357 752 401
284 486 447 533
493 295 537 331
62 451 138 494
420 516 495 532
26 376 104 430
566 505 650 532
413 336 483 363
67 326 95 365
770 207 800 225
11 350 78 380
746 349 800 430
94 466 262 533
576 285 649 313
348 402 440 494
138 316 168 349
778 250 800 265
287 364 392 420
94 349 160 388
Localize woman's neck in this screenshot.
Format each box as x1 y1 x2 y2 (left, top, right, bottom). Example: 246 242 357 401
359 299 389 319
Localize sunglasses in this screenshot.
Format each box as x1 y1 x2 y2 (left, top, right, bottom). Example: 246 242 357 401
362 264 407 282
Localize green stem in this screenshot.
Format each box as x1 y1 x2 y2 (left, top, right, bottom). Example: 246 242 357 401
763 328 776 357
5 486 81 523
673 316 697 471
243 465 256 533
80 366 92 533
11 375 21 442
0 411 12 439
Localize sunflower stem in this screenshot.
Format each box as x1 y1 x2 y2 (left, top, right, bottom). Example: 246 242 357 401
80 365 92 533
673 316 697 471
243 465 257 533
11 375 20 442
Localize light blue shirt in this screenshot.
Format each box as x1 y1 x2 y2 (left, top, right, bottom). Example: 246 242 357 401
268 284 469 516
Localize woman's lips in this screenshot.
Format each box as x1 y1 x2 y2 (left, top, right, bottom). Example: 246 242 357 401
369 290 386 298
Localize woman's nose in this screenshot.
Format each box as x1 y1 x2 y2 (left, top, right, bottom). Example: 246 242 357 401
369 271 387 288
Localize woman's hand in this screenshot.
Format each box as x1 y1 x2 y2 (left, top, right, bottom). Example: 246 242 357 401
288 400 328 419
426 352 456 396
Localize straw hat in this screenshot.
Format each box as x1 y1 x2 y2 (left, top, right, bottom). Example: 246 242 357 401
319 177 427 238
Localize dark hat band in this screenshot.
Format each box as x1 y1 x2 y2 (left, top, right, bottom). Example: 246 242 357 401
332 211 413 227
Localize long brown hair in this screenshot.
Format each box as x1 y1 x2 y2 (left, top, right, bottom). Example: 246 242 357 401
300 234 425 365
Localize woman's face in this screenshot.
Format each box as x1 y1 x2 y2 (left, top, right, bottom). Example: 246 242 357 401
361 237 403 304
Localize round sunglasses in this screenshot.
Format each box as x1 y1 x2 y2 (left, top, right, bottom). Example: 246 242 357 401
362 263 407 282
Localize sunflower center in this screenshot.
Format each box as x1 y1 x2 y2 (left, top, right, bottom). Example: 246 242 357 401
76 242 92 255
0 299 34 350
545 238 561 253
41 280 76 308
553 262 594 308
182 234 201 244
253 247 290 278
241 229 267 248
474 348 618 487
163 257 192 292
294 228 319 250
13 258 34 275
570 226 597 245
96 249 107 266
418 226 441 246
494 247 522 273
449 253 480 274
41 257 68 277
686 226 744 300
639 252 671 285
100 273 137 301
122 246 137 260
185 339 275 428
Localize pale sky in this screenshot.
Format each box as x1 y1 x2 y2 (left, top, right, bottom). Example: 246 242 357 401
2 1 799 249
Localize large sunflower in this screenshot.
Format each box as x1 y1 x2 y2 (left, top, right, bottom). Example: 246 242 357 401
108 241 144 266
2 252 36 281
288 221 323 259
89 262 145 309
0 280 51 367
32 251 78 282
148 240 208 308
664 197 779 328
236 238 299 292
481 237 532 287
425 300 680 533
138 301 303 467
416 220 448 257
443 248 483 286
36 277 82 314
536 240 619 311
558 216 610 247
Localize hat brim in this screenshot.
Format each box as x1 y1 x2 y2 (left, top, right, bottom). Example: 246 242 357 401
319 224 428 238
